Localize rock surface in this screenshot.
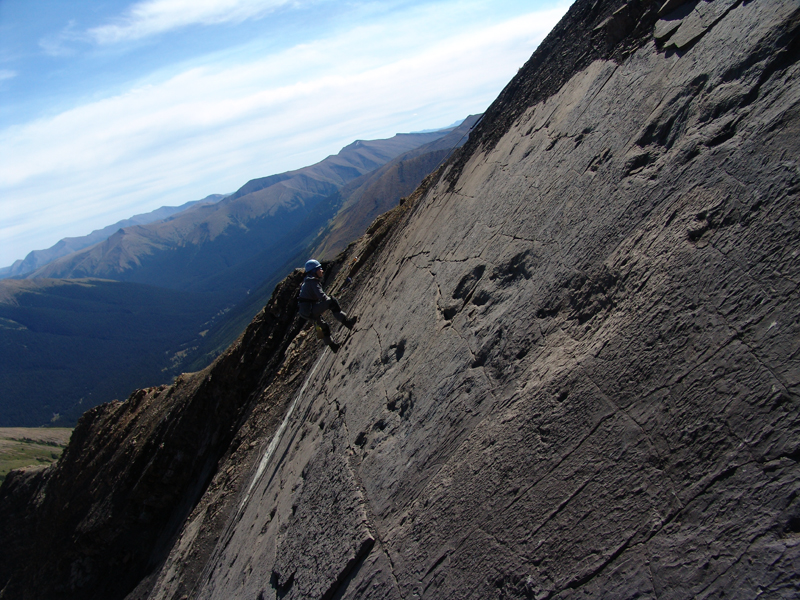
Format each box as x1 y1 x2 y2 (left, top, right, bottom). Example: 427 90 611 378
181 0 799 597
1 0 799 599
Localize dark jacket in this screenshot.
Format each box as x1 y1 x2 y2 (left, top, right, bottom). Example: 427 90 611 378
299 275 328 304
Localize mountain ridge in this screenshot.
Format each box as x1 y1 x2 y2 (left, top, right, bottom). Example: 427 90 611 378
311 115 481 259
27 130 450 293
0 195 227 279
0 122 480 427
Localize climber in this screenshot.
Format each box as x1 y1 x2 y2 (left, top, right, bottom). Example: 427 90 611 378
298 259 357 353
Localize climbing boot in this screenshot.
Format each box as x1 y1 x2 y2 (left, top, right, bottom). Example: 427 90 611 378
344 316 357 330
328 341 340 353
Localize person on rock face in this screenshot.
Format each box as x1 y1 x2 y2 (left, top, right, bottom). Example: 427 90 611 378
298 259 356 353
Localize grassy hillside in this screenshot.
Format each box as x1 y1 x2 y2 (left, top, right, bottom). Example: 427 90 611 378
0 427 71 483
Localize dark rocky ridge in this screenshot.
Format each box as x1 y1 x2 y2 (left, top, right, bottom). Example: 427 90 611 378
0 267 311 599
2 0 799 598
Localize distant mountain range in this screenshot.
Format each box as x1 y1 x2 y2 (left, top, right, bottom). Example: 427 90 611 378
311 116 480 258
0 117 480 426
0 195 227 279
24 130 451 298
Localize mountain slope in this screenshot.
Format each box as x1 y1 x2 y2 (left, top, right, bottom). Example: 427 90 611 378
1 1 799 599
0 195 226 279
162 118 483 372
0 278 223 426
311 115 481 259
28 132 448 301
0 128 467 427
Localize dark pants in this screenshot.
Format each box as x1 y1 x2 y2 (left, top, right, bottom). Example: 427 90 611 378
298 299 349 344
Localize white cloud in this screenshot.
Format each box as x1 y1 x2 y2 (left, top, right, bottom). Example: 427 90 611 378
89 0 294 43
0 70 17 81
4 9 563 183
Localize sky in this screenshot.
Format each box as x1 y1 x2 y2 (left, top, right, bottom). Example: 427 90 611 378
0 0 570 268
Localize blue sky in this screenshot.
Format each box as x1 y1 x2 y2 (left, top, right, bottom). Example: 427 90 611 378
0 0 569 268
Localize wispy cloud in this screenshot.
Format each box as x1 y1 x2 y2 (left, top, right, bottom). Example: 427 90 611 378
39 21 83 57
4 8 563 185
89 0 294 43
0 70 17 81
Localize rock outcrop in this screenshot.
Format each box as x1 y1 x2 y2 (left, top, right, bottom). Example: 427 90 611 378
0 268 316 599
1 0 799 598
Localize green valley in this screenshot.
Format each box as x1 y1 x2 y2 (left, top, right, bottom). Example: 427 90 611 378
0 427 72 483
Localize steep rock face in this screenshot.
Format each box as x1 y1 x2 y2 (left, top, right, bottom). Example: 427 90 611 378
171 0 799 598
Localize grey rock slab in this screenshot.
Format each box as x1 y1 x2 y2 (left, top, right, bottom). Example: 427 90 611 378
655 0 698 41
352 1 799 595
643 459 800 599
666 0 741 50
174 1 800 598
333 540 404 600
270 426 374 600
